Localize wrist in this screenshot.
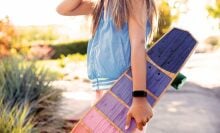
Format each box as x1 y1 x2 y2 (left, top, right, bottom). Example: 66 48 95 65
132 90 147 104
132 98 147 107
133 96 146 102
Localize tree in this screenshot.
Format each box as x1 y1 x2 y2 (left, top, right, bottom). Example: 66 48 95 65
0 17 16 58
152 0 180 44
207 0 220 28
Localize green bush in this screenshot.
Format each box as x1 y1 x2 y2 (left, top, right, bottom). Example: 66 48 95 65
0 57 65 132
207 0 220 28
207 3 220 18
52 40 88 59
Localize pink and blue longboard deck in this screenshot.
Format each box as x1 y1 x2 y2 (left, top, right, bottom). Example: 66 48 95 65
71 28 197 133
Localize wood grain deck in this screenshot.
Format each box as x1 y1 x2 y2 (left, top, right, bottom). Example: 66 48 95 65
71 28 197 133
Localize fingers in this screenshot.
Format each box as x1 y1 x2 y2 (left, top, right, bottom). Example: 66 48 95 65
150 114 153 119
136 120 148 131
136 116 152 130
142 120 147 126
141 121 145 128
144 117 149 123
136 121 144 131
125 113 132 130
126 112 153 131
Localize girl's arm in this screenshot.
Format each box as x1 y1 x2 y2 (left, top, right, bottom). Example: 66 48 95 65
125 0 153 131
56 0 96 16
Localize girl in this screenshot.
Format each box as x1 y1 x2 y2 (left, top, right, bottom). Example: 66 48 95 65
57 0 158 132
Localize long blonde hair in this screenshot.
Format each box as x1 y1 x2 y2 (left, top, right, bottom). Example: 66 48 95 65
92 0 158 41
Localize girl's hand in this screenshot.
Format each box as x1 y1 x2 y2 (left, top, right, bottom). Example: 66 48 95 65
125 97 153 131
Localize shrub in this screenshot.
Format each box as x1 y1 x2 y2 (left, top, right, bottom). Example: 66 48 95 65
52 40 88 59
0 57 57 108
207 0 220 18
207 0 220 28
0 57 68 132
0 17 16 57
0 19 71 58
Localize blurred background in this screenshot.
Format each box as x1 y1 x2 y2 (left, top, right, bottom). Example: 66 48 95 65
0 0 219 132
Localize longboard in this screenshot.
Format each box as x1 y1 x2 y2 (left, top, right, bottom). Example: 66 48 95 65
71 28 197 133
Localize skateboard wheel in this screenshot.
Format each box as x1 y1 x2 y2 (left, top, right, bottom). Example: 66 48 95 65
171 73 187 90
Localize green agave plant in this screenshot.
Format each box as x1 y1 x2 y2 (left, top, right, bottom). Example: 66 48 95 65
0 99 34 133
0 57 71 132
0 57 55 109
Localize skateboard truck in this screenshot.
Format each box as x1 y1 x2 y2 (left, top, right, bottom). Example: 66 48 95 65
171 72 187 90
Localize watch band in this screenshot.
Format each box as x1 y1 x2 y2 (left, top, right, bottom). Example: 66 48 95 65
132 90 147 97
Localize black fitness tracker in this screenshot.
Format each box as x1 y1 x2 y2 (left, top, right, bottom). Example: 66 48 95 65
132 90 147 97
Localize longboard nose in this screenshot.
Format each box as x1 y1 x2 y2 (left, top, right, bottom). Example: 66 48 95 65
148 28 197 73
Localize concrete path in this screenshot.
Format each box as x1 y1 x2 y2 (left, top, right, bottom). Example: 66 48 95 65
148 82 220 133
148 51 220 133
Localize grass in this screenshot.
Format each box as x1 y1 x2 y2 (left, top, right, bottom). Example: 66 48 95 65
57 53 87 68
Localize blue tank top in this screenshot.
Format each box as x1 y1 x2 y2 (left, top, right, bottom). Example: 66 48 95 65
87 11 151 90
